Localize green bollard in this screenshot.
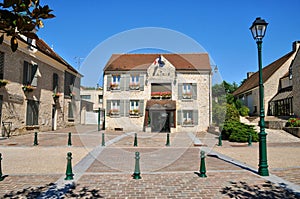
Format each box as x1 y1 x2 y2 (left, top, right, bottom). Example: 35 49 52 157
165 133 170 146
65 152 74 180
133 133 138 147
132 152 141 179
33 132 38 146
68 132 72 146
248 133 252 146
0 153 4 181
199 150 207 178
218 134 222 146
101 133 105 146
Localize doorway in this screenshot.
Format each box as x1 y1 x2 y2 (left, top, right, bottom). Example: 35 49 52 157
52 105 57 131
150 111 170 133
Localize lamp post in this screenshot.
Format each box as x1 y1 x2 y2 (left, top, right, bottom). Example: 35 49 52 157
250 17 269 176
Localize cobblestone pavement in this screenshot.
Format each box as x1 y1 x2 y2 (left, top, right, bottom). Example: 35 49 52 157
0 125 299 198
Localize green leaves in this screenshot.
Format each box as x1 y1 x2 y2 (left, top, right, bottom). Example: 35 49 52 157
0 0 55 52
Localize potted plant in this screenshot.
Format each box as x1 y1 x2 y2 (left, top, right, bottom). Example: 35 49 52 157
129 82 140 90
0 79 8 87
183 119 193 125
183 92 192 99
151 92 161 99
22 84 35 92
53 92 62 99
109 109 120 116
161 91 171 99
110 82 120 90
129 109 140 116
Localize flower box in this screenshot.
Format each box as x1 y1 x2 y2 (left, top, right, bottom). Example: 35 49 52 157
183 92 192 99
151 91 172 99
0 79 8 87
110 83 120 90
183 119 194 126
109 109 120 116
129 83 140 90
22 85 36 92
129 109 140 116
53 92 62 99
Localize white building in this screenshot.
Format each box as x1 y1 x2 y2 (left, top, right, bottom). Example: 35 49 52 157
103 53 212 133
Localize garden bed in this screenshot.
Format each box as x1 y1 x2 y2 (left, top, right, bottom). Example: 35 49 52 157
282 127 300 138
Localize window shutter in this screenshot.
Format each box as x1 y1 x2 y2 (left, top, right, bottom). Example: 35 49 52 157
31 64 38 87
125 100 130 117
193 110 198 125
53 73 59 92
177 110 182 125
139 100 144 116
139 74 144 91
23 61 29 85
120 100 124 116
107 75 111 91
178 83 183 100
106 100 111 116
125 74 130 91
192 83 197 100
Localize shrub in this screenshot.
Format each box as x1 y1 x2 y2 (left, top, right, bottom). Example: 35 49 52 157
239 105 250 116
225 104 240 122
285 118 300 127
221 120 258 142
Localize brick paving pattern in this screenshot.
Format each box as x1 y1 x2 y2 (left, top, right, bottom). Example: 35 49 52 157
0 124 299 198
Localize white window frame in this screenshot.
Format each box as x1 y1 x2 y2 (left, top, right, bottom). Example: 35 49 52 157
182 83 192 99
129 75 140 90
129 100 139 115
182 110 193 125
110 100 120 115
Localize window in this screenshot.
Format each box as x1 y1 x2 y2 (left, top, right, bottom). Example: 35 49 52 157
177 109 198 126
98 95 103 103
23 61 38 86
110 75 120 90
110 100 120 115
182 84 192 99
183 110 193 125
129 75 140 90
64 71 76 97
26 100 39 125
178 83 197 100
0 52 4 79
130 100 139 115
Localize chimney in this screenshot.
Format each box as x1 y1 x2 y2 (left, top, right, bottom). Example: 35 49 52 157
293 41 300 51
247 72 254 79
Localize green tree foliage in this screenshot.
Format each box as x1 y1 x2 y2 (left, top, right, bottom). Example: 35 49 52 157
0 0 55 51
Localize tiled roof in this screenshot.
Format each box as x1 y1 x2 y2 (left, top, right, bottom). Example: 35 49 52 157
35 39 79 74
233 51 294 96
104 53 211 72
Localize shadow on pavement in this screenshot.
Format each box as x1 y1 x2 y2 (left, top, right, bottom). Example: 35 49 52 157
2 182 103 198
221 181 300 199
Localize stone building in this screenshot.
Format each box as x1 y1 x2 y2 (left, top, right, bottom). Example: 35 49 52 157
0 35 81 135
103 53 212 133
233 41 300 117
292 41 300 117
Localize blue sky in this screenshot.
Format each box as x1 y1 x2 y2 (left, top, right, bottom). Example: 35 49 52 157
38 0 300 87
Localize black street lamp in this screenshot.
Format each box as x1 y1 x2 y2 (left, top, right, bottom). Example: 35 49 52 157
250 17 269 176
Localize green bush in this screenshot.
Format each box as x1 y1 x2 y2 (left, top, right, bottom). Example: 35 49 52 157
221 120 258 142
239 105 250 116
225 104 240 122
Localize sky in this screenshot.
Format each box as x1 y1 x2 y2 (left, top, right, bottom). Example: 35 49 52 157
37 0 300 87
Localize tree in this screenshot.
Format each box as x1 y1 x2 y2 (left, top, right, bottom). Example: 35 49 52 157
0 0 55 52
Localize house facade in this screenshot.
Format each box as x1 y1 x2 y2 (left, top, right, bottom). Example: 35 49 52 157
292 42 300 117
0 35 81 135
103 53 212 133
233 41 300 117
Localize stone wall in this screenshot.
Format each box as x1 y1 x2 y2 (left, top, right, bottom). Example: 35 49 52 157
292 42 300 117
0 40 80 135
